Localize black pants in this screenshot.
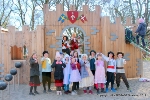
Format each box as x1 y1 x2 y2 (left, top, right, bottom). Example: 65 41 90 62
106 72 115 88
76 70 81 89
116 73 129 88
91 70 96 88
42 72 51 90
136 34 145 46
30 86 37 93
62 48 70 55
72 82 78 91
91 70 95 76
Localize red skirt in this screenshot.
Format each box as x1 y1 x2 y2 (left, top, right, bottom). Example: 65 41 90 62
55 79 63 87
29 76 40 86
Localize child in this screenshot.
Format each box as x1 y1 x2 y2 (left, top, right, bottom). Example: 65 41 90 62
62 36 70 55
60 52 65 90
89 50 96 89
60 52 64 61
41 51 52 93
101 51 116 92
70 33 79 51
29 53 40 95
63 54 71 94
51 51 66 95
95 53 106 94
73 51 81 90
69 57 81 95
116 52 130 91
80 54 94 94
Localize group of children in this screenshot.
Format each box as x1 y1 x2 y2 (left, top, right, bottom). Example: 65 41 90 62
29 49 131 96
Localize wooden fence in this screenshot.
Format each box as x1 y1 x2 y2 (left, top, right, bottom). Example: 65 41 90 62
0 26 44 84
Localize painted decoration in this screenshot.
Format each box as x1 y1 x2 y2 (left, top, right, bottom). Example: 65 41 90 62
58 12 87 23
67 11 78 23
58 14 67 23
80 14 87 23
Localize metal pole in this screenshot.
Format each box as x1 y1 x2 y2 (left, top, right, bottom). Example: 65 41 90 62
8 82 10 95
13 76 15 90
1 90 3 100
18 69 19 86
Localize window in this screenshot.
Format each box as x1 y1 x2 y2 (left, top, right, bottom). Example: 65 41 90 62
11 45 23 60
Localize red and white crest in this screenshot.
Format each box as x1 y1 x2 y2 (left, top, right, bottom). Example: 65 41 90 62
67 11 78 24
80 14 87 23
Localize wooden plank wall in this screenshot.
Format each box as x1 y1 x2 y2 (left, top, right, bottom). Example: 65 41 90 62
101 17 142 78
0 25 44 84
44 4 102 60
0 4 148 84
44 4 102 82
44 4 143 79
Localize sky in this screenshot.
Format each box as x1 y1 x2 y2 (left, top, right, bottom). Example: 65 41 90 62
8 0 148 30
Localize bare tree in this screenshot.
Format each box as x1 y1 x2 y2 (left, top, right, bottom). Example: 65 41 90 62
0 0 13 28
12 0 43 30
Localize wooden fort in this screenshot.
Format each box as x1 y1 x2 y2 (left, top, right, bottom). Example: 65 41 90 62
0 4 143 84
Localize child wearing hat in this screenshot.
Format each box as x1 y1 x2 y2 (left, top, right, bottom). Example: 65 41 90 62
101 51 116 93
63 54 71 94
41 51 52 93
51 51 66 95
80 54 94 94
116 52 130 91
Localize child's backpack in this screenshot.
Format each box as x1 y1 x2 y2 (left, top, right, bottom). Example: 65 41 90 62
125 28 132 44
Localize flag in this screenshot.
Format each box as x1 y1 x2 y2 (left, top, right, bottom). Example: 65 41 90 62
80 14 87 23
58 14 67 23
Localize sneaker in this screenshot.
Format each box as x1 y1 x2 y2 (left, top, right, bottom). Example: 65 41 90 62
106 88 109 93
89 90 93 94
48 89 52 92
43 90 46 93
64 91 68 94
101 88 106 93
97 89 100 94
71 91 77 95
59 91 62 95
83 90 87 94
115 87 120 90
127 88 132 92
34 91 39 94
29 92 35 96
67 90 71 93
74 90 77 94
111 88 116 92
56 91 59 95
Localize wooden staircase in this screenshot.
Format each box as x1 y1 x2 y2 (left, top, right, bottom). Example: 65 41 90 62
125 28 150 55
130 42 150 55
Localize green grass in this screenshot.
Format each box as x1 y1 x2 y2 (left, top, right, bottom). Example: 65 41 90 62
143 57 150 61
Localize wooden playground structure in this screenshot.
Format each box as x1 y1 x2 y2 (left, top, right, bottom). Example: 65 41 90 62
0 4 147 84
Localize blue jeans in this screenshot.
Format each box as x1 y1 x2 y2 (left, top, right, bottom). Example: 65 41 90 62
136 34 145 46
